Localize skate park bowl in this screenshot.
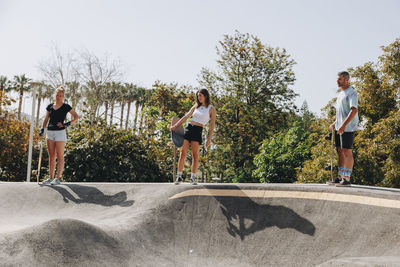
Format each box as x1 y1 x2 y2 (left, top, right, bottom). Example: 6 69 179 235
1 182 400 266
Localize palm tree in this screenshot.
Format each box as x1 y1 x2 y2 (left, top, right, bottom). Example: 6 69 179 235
30 81 46 127
101 82 112 123
109 82 121 126
139 88 153 134
118 84 128 128
65 81 81 110
0 75 10 116
133 86 146 133
124 83 137 129
13 74 32 119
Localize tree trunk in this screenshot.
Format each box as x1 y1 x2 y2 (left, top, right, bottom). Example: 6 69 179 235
104 101 108 123
18 89 23 119
133 102 139 133
139 105 144 134
110 101 114 126
125 101 131 129
0 85 4 116
120 102 125 128
36 94 42 128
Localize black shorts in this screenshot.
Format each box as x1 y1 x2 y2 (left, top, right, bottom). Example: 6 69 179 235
184 124 203 145
335 131 355 149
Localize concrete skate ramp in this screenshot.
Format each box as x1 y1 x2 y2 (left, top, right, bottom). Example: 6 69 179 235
1 183 400 266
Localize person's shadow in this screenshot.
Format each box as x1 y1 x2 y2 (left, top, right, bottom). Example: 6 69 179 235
203 185 316 240
42 184 134 207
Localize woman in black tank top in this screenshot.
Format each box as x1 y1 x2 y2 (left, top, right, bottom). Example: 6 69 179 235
39 86 79 185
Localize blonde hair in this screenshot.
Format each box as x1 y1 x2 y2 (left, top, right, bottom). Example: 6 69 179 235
56 85 66 95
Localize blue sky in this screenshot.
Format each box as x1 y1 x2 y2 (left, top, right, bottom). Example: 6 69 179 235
1 0 399 115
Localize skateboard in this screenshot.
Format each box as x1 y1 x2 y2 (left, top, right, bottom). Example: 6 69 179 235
326 129 335 186
326 130 346 186
171 117 184 148
33 137 44 184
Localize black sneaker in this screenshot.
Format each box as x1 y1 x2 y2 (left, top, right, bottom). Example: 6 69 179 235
174 176 182 185
327 178 341 185
336 179 351 187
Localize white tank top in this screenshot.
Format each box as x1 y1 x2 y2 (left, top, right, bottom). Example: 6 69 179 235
192 105 212 125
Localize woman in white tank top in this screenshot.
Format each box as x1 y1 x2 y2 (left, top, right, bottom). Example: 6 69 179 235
170 89 216 184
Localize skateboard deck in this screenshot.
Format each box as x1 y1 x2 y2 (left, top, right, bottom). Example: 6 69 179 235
37 137 44 184
171 117 184 148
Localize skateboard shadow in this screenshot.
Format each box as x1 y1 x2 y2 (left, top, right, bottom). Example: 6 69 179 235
203 185 315 240
43 184 134 207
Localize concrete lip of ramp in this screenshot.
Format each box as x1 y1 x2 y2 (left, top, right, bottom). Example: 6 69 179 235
1 182 400 266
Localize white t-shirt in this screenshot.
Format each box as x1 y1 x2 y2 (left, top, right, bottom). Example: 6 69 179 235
335 86 358 132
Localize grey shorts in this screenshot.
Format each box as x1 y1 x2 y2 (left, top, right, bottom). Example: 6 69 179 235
47 130 67 142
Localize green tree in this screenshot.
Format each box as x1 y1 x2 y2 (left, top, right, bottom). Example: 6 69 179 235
198 31 297 182
349 38 400 187
0 76 11 116
124 83 136 129
12 74 32 119
253 120 313 183
0 107 38 181
299 38 400 188
63 121 166 182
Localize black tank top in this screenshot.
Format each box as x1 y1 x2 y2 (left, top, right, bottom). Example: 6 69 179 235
46 103 72 131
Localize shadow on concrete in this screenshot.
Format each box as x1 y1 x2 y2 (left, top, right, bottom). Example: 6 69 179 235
42 184 134 207
203 184 315 240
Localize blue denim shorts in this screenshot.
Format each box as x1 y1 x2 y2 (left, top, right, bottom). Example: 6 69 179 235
46 129 67 142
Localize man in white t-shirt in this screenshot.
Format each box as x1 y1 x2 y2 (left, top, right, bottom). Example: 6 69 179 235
329 71 359 186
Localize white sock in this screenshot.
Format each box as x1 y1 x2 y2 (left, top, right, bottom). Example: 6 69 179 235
177 172 182 178
191 173 196 179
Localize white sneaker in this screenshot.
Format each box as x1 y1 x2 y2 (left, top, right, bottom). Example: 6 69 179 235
174 176 182 185
190 177 197 185
50 178 61 185
42 178 52 185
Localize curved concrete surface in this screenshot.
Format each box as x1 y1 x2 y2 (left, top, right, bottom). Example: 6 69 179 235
1 182 400 266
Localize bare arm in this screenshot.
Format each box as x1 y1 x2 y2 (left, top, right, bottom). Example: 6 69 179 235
41 111 50 129
329 120 336 131
170 105 196 130
338 107 358 134
69 109 79 125
206 107 216 148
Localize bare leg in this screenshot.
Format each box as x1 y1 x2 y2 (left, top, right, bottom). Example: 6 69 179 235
47 140 56 179
178 140 190 172
342 149 354 169
191 141 200 174
55 141 66 179
336 147 344 167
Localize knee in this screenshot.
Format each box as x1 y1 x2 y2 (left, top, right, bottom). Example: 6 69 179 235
180 150 188 158
192 152 199 161
344 150 353 159
49 153 56 161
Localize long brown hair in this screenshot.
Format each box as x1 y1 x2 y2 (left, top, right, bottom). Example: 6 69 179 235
195 88 211 108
